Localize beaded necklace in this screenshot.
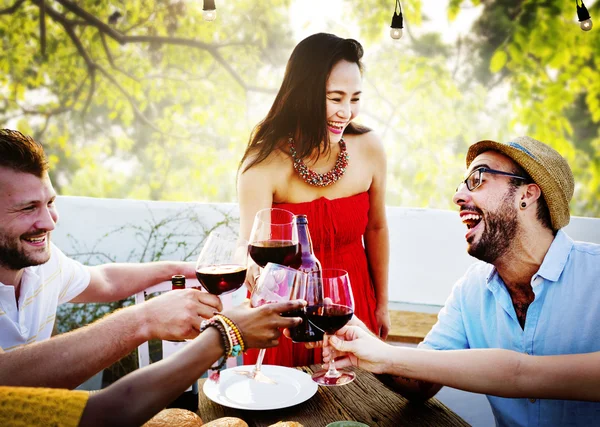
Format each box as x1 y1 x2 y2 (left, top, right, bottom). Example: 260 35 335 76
288 137 350 187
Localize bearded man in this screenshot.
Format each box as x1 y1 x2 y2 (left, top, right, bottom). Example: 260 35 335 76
376 137 600 426
0 129 224 389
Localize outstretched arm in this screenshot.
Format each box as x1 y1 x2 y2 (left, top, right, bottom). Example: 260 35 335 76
383 346 600 401
0 289 222 389
72 261 196 303
79 300 305 427
326 326 441 401
328 325 600 402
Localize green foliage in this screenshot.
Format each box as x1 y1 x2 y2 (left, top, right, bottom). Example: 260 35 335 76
465 0 600 217
1 0 598 217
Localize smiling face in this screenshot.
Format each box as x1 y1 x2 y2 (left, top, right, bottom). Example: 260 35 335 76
453 151 523 263
325 59 362 143
0 166 58 272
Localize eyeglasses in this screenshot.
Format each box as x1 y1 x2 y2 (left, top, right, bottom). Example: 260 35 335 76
456 167 527 192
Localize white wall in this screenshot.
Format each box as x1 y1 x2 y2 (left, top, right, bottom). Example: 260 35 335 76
53 196 600 307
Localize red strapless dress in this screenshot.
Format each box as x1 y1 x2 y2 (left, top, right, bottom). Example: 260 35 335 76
244 192 379 367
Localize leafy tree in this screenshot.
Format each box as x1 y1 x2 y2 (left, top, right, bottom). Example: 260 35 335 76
450 0 600 216
1 0 293 201
1 0 597 217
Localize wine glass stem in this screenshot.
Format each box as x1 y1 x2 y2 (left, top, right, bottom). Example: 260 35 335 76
325 335 341 378
253 348 266 374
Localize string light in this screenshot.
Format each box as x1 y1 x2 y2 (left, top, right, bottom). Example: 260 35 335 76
203 0 217 22
390 0 404 40
576 0 593 31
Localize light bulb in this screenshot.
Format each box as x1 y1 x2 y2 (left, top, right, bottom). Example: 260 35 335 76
580 18 593 31
203 9 217 21
390 28 403 40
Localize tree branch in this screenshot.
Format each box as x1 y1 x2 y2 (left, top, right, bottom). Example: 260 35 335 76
53 0 274 93
81 71 95 117
37 1 162 133
0 0 25 15
39 0 47 58
100 32 139 82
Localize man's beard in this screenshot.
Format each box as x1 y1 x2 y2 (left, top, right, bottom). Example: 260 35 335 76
0 232 50 271
468 188 519 264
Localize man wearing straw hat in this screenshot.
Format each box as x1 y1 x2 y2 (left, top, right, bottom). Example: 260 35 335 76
326 136 600 426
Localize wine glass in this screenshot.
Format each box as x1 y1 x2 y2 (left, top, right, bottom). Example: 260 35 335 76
307 269 355 386
195 230 248 296
236 262 307 383
287 270 324 343
248 208 299 268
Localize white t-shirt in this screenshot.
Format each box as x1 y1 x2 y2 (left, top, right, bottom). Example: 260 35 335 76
0 243 90 351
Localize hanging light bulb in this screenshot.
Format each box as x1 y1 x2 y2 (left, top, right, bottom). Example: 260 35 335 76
576 0 593 31
390 0 404 40
203 0 217 22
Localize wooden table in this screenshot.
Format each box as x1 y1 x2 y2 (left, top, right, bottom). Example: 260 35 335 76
197 365 469 427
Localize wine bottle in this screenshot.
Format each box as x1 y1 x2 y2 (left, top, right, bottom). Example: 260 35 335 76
163 274 199 412
289 215 324 342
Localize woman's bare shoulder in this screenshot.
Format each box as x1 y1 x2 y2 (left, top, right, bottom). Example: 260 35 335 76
345 130 385 156
239 145 290 179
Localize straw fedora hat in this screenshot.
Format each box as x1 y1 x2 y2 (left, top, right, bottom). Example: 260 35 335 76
466 136 574 231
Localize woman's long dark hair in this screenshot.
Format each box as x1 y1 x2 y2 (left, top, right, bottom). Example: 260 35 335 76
240 33 370 173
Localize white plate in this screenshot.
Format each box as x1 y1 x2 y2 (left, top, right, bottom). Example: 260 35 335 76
203 365 318 410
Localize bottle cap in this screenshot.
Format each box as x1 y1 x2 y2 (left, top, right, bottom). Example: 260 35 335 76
171 274 186 289
296 214 308 224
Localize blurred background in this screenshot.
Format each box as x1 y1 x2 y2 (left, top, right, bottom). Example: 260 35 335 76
1 0 599 216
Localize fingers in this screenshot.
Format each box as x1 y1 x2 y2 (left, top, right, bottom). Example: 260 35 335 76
331 356 353 369
329 335 352 353
275 315 303 329
304 340 323 349
265 299 306 314
380 325 390 340
197 291 223 312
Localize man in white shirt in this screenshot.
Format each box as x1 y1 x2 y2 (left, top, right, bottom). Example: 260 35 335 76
0 129 223 388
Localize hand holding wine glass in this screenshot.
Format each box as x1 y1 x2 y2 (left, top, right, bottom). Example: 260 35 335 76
196 230 247 296
306 269 356 386
237 262 307 383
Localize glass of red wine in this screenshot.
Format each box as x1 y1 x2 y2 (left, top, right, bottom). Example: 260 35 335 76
248 208 299 269
236 262 307 383
287 271 324 343
195 230 248 296
307 269 355 386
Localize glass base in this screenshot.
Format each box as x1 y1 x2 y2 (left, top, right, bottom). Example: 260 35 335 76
311 369 356 386
235 368 277 384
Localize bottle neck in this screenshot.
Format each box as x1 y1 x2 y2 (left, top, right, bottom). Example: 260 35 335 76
297 222 314 255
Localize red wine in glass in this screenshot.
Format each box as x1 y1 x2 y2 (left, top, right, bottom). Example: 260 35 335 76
307 268 356 386
248 240 299 268
305 304 354 335
195 230 247 296
196 264 247 296
248 208 299 268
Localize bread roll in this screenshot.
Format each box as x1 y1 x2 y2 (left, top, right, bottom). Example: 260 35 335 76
202 417 248 427
143 408 203 427
268 422 304 427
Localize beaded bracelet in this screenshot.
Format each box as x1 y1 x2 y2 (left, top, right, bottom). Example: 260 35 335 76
215 314 246 356
200 314 245 382
199 318 230 380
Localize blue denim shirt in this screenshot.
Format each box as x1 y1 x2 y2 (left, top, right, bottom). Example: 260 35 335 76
420 230 600 427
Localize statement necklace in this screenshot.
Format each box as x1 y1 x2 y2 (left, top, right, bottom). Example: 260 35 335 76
288 136 350 187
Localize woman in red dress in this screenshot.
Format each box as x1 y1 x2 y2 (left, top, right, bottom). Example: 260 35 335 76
238 33 390 367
